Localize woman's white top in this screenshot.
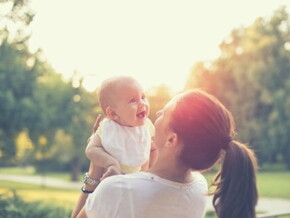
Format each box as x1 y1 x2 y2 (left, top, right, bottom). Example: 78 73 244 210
85 172 208 218
96 118 154 173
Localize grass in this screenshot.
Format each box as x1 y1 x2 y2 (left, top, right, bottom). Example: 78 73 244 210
203 171 290 218
0 180 79 211
0 166 74 181
0 166 36 175
1 167 290 217
257 172 290 199
1 167 290 199
203 171 290 200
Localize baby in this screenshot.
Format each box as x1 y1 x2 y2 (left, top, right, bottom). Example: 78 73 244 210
85 76 155 184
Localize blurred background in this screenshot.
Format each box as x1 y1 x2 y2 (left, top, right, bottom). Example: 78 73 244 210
0 0 290 217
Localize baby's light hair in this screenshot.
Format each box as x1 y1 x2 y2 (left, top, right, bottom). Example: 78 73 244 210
97 76 138 114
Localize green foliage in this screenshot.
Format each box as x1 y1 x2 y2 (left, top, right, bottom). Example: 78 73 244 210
0 193 71 218
1 0 290 182
205 211 217 218
0 0 97 180
0 166 35 175
186 7 290 168
27 66 97 179
0 0 34 44
0 39 39 162
0 0 37 164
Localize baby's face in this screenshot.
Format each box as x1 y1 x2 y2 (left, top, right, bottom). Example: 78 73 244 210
111 80 149 127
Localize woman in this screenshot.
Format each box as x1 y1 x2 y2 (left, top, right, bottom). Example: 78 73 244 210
74 89 258 218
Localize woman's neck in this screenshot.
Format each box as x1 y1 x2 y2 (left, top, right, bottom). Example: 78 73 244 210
149 158 193 183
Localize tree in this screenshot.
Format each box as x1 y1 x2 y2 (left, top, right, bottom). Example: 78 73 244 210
0 39 40 163
0 0 34 43
185 7 290 168
0 1 100 179
28 67 97 180
0 0 36 164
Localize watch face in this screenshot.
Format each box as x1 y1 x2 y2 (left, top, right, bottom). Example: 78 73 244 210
83 174 90 184
83 173 99 185
87 178 94 185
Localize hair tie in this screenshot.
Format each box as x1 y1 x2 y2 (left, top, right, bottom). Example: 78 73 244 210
226 136 233 144
222 136 233 150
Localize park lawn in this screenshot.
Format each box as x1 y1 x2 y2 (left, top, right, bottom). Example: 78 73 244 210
203 171 290 218
0 180 79 211
0 171 290 218
257 172 290 199
1 168 290 209
204 171 290 200
0 166 73 181
1 167 290 199
0 166 36 175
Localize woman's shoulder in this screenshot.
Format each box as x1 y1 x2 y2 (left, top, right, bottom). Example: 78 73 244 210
192 172 207 182
98 172 208 192
95 173 146 194
191 172 208 191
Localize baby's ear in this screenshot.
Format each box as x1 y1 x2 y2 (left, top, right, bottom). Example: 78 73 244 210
105 107 119 120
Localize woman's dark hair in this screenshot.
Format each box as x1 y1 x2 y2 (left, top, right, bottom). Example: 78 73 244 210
170 89 258 218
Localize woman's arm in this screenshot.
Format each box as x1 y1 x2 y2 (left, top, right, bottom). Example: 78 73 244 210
78 175 127 218
76 208 88 218
72 115 118 218
71 163 98 218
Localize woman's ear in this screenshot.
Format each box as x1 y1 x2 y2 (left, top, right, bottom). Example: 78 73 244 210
105 107 119 120
165 132 179 148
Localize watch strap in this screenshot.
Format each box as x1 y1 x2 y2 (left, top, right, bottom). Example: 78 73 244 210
81 185 94 194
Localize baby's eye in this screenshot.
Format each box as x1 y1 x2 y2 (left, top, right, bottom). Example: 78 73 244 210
129 98 137 104
141 95 146 100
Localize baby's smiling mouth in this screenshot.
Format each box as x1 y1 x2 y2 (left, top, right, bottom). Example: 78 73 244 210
137 111 146 118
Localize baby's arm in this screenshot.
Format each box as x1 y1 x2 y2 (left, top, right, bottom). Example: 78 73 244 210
85 133 121 179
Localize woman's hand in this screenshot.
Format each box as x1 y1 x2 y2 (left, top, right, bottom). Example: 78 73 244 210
87 114 103 143
93 114 102 133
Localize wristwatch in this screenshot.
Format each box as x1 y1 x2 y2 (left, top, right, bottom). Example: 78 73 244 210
81 185 94 194
83 172 100 186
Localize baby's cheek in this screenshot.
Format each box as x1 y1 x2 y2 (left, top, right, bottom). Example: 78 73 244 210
146 105 150 112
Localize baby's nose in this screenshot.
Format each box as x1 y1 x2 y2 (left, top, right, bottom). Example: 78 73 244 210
139 100 147 108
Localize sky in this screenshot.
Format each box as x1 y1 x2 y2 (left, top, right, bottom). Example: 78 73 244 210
28 0 290 93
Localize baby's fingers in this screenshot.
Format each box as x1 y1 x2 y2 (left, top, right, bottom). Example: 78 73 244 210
100 169 112 181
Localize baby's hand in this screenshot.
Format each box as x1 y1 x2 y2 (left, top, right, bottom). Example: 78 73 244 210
100 164 121 181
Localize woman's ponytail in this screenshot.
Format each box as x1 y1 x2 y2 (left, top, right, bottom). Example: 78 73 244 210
170 90 258 217
212 141 258 218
